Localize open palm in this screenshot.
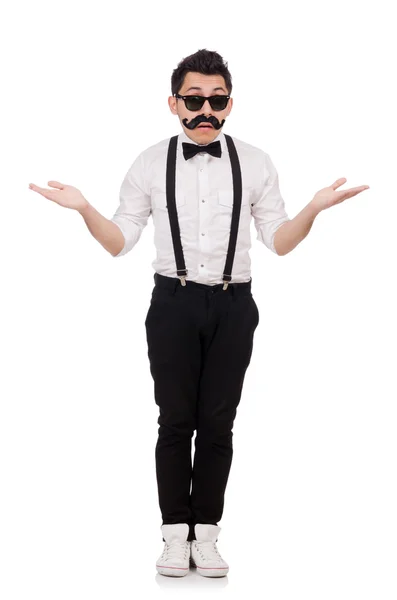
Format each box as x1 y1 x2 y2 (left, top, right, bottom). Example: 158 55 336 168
28 180 88 211
312 178 369 211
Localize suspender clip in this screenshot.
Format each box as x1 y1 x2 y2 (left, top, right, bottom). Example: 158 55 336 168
179 275 187 286
222 280 229 291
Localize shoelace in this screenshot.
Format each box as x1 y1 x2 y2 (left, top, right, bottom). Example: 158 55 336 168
163 541 190 560
194 541 223 562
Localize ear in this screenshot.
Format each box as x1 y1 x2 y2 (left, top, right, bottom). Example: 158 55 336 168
226 97 233 116
168 96 178 115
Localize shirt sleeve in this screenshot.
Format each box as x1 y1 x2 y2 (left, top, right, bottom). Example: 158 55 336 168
110 153 151 257
251 152 290 254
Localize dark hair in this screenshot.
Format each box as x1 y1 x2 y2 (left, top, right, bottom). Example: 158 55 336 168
171 49 232 96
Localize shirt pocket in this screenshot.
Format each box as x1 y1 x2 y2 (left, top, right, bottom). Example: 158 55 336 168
217 188 252 229
152 191 186 210
151 192 187 231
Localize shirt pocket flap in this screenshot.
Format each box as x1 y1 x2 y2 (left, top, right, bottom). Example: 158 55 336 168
152 192 186 209
218 189 251 206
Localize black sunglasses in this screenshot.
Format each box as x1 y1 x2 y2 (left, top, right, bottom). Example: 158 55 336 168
174 93 230 111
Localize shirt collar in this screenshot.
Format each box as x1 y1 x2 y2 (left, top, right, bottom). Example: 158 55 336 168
178 127 226 153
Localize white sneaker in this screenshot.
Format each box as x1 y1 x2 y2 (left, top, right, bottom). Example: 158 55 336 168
156 523 191 577
190 524 229 577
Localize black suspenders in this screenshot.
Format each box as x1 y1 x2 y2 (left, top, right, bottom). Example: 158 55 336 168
165 133 242 290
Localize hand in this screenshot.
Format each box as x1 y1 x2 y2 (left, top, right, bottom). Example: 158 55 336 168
28 180 89 212
312 178 370 212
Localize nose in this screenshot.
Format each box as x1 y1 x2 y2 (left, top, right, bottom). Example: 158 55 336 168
202 98 212 115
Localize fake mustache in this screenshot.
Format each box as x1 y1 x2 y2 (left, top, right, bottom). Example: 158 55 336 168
182 114 226 130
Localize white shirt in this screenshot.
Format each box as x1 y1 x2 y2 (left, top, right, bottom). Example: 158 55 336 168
110 128 290 285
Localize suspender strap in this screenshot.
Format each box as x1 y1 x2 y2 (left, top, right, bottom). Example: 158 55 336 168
165 135 188 286
222 134 243 289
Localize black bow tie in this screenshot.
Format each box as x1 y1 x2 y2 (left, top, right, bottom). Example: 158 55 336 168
182 140 222 161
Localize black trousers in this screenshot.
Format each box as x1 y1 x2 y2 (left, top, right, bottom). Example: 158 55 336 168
144 273 260 541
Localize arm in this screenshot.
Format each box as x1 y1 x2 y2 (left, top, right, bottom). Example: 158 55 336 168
28 152 151 258
273 177 370 256
251 152 291 254
80 151 151 256
108 153 151 257
273 201 320 256
28 180 126 256
78 202 126 257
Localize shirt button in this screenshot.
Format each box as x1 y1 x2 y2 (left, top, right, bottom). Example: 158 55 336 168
201 233 205 236
200 264 204 267
199 168 203 172
201 199 205 203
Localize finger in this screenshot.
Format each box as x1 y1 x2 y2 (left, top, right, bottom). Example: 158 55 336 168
47 181 65 189
331 177 347 190
335 188 368 202
28 183 57 200
29 183 51 194
28 182 64 192
343 185 370 195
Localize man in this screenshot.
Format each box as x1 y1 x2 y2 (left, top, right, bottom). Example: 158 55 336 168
28 49 369 579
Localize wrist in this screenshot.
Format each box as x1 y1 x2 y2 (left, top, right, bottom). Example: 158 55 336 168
309 197 324 216
78 200 91 216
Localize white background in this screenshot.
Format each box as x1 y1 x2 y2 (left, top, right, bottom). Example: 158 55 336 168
1 0 396 597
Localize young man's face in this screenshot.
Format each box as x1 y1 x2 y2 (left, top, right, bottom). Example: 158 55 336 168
168 71 233 144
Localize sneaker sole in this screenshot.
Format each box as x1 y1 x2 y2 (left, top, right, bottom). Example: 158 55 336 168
156 564 189 577
190 557 229 577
